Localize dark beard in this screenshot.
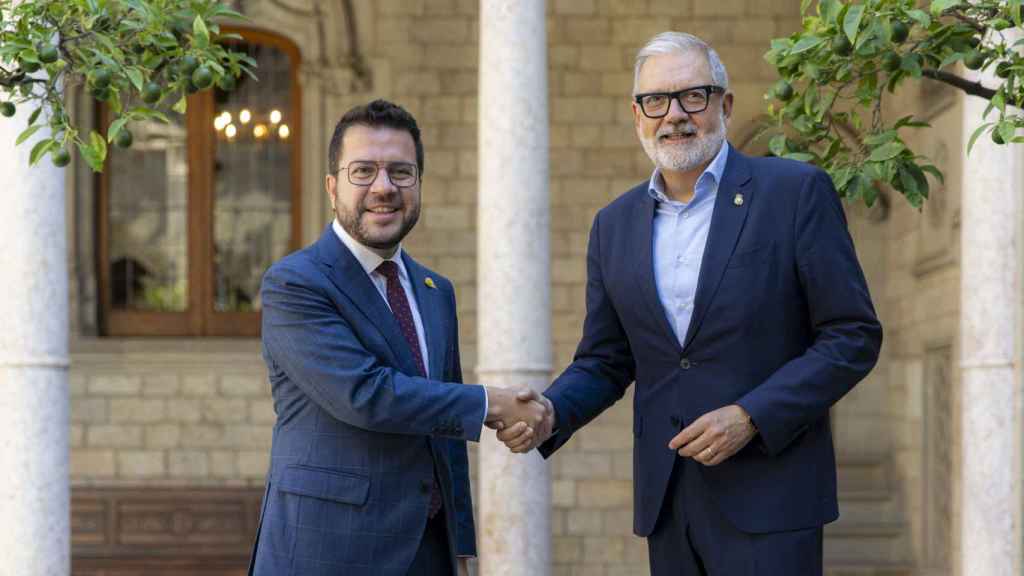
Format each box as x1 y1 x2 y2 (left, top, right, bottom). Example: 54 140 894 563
336 204 420 251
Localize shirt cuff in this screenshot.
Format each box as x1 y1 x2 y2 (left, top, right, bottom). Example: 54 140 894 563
480 386 488 429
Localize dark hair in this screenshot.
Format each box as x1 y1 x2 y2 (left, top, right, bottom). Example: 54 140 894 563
327 99 424 176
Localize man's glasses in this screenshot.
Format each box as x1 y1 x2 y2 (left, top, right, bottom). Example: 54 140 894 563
634 85 725 118
338 160 419 188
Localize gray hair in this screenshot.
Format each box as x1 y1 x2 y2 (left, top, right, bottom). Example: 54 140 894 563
633 32 729 95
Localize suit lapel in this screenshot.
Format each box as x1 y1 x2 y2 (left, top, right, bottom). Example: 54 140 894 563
314 226 420 376
403 253 446 381
682 150 753 350
631 191 683 353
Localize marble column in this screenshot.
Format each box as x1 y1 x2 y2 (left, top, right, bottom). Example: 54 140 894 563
477 1 551 575
959 64 1023 575
0 100 70 574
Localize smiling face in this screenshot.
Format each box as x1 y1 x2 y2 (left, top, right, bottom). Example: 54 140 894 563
326 124 421 256
633 50 733 177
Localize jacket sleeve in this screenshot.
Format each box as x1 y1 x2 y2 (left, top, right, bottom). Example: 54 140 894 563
539 212 636 458
735 170 882 455
260 262 487 441
445 286 478 557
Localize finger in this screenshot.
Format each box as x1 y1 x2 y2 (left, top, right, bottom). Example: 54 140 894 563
677 433 713 458
516 388 539 402
506 428 535 452
496 421 529 442
667 419 706 451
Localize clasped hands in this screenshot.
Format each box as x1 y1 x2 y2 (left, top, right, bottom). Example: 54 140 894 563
484 387 555 453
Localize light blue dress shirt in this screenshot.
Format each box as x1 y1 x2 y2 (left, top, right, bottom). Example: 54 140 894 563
649 142 730 347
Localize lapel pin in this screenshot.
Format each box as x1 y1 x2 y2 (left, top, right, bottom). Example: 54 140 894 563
424 277 437 289
733 193 744 206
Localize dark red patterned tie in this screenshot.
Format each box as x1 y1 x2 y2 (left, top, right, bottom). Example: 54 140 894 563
376 260 441 518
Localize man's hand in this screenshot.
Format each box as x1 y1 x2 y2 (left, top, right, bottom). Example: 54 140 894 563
668 404 756 466
484 386 549 439
495 388 555 453
458 557 469 576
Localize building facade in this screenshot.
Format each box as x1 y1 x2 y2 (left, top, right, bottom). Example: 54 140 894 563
33 0 1016 574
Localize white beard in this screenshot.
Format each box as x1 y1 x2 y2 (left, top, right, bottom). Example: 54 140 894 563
640 111 727 173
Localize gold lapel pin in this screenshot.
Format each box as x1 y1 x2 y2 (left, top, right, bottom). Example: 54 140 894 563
424 277 437 289
733 193 744 206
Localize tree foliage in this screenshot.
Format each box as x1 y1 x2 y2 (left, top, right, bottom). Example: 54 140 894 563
0 0 253 171
764 0 1022 208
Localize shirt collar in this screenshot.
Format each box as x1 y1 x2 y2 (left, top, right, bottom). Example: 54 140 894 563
332 218 407 279
647 141 730 205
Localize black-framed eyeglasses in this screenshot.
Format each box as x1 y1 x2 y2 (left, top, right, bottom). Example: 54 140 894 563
337 160 419 187
634 85 726 118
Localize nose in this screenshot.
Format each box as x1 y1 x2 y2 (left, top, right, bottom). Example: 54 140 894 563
368 166 399 195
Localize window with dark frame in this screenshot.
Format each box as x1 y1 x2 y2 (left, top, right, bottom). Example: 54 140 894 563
97 28 302 337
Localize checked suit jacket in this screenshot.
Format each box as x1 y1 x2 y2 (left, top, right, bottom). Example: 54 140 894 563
248 225 487 576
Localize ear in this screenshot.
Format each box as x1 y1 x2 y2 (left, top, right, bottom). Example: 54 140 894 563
722 92 734 122
325 173 337 210
632 99 644 135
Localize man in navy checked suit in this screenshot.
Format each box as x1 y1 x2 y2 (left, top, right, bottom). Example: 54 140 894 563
249 100 549 576
500 33 882 575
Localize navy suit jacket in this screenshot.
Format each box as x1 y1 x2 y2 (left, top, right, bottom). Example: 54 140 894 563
539 148 882 536
249 226 486 576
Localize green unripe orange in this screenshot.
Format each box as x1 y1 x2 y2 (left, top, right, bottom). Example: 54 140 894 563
52 148 70 167
115 128 133 148
0 101 15 117
891 21 910 44
964 51 985 70
191 66 213 90
774 80 794 101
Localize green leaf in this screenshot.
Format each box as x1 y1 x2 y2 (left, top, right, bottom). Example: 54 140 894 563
906 9 931 28
15 124 42 146
820 0 843 25
783 152 815 162
868 141 906 162
126 68 144 92
993 90 1006 115
173 95 188 114
90 130 107 166
107 117 129 142
769 134 788 156
791 35 825 54
128 107 170 124
27 107 41 127
801 0 813 15
967 122 993 154
844 5 865 44
930 0 960 16
193 15 209 48
920 164 945 184
28 138 56 166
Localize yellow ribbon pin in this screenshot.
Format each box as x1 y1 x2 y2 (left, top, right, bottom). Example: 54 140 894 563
425 277 437 289
733 193 744 206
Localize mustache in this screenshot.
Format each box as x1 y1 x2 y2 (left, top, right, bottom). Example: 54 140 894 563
657 125 698 138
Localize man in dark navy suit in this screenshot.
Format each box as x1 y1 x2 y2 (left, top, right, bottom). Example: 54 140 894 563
250 100 548 576
501 32 882 575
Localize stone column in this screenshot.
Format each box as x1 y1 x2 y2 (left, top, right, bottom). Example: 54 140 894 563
959 65 1023 575
477 1 550 575
0 101 70 574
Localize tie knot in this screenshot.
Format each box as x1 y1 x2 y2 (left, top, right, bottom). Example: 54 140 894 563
376 260 400 281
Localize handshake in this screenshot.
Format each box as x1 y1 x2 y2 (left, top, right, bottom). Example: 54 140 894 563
483 387 556 453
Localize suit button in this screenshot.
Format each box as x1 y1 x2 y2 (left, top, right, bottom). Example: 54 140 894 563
670 416 681 428
420 480 432 494
679 358 691 370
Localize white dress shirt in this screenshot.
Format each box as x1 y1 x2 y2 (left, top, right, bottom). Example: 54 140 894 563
332 219 429 372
